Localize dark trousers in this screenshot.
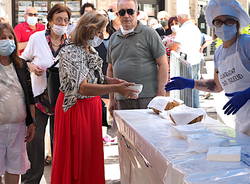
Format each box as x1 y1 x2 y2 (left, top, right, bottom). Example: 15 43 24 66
21 108 54 184
101 100 109 127
117 97 153 110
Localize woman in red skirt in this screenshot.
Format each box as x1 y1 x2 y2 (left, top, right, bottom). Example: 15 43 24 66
51 12 138 184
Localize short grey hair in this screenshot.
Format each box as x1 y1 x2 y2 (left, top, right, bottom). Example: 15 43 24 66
177 14 190 19
25 7 37 14
117 0 138 11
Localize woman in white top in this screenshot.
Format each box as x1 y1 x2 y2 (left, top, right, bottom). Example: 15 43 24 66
20 4 70 183
165 0 250 136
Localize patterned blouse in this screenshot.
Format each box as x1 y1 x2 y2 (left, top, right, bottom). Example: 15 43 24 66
59 44 105 111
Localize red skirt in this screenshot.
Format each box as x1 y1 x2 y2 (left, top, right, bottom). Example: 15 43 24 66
51 92 105 184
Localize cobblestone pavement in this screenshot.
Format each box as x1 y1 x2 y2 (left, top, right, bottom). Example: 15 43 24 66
40 142 121 184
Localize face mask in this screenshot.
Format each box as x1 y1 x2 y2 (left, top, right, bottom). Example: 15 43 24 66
52 24 68 36
120 26 134 35
0 40 16 56
108 12 117 21
140 20 147 25
88 36 103 47
27 16 38 26
160 20 168 27
171 25 180 33
215 24 237 41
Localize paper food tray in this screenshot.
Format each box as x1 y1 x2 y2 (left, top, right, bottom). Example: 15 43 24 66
147 96 183 113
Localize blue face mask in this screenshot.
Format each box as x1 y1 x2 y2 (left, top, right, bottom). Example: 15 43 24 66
0 39 16 56
215 24 237 41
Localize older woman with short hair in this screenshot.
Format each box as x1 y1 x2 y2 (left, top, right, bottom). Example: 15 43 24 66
20 4 71 183
51 12 137 184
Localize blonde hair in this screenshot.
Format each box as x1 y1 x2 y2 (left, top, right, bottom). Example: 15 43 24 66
71 12 108 46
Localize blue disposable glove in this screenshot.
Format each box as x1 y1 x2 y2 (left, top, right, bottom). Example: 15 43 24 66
223 87 250 115
165 77 195 91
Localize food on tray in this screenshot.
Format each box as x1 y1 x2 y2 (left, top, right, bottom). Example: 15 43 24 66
165 100 181 110
147 96 183 114
168 106 206 125
152 100 180 114
152 108 161 114
170 114 203 125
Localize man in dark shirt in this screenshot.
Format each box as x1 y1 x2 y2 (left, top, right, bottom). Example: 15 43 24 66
155 10 172 38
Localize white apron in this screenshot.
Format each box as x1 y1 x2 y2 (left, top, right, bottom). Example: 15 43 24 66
217 39 250 136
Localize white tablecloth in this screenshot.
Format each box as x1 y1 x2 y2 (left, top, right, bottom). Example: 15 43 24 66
114 109 250 184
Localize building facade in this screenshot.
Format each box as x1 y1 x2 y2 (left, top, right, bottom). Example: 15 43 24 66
166 0 249 19
2 0 165 26
0 0 12 23
0 0 249 27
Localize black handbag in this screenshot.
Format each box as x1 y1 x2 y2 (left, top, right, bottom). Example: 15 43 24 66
47 59 60 108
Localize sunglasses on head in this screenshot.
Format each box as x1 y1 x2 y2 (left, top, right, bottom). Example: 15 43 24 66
118 9 135 16
27 13 38 17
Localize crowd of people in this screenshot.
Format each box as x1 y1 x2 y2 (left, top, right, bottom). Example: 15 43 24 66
0 0 250 183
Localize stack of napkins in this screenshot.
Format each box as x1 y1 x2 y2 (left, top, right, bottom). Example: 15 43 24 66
187 133 229 153
168 123 210 139
207 146 241 162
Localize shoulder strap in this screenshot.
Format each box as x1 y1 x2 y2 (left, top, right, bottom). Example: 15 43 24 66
49 55 60 68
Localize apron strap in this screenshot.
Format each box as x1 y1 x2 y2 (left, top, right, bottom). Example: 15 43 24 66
235 36 239 52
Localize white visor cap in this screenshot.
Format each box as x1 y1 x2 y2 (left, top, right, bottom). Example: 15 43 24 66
205 0 250 28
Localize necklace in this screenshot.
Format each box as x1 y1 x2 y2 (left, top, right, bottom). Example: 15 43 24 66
51 42 61 47
51 36 62 47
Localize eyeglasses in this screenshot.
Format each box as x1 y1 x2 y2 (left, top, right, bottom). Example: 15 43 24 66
118 9 135 16
212 18 237 27
27 13 38 17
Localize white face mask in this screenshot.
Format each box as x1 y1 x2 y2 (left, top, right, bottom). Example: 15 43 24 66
140 20 147 25
120 26 134 35
52 24 68 36
88 36 103 47
171 25 180 33
27 16 38 26
108 12 117 21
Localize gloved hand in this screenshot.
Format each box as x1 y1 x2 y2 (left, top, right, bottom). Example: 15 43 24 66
223 87 250 115
165 77 195 91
